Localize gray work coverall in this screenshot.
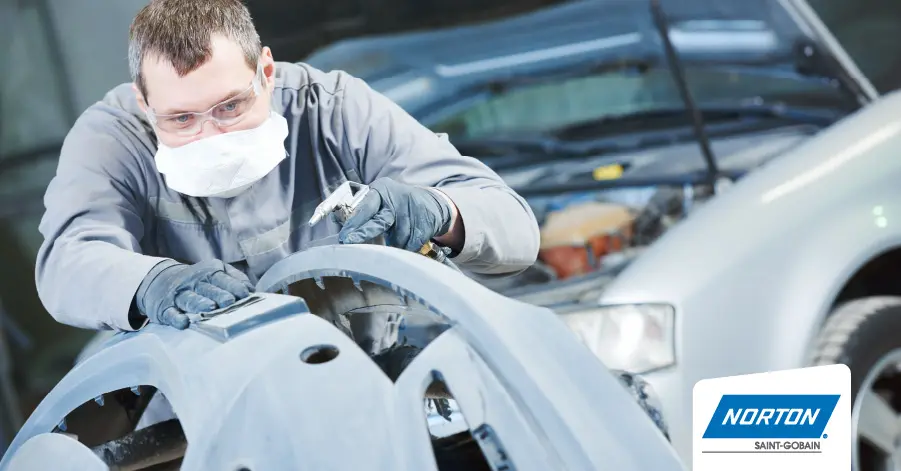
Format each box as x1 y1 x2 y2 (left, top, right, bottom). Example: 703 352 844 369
35 62 540 332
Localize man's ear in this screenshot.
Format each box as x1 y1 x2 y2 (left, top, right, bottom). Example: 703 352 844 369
132 83 148 112
260 46 276 89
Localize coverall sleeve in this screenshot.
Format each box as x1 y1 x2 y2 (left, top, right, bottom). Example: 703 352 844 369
338 75 540 275
35 114 171 331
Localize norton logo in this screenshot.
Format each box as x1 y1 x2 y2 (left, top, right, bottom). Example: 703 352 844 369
701 394 840 453
692 365 850 471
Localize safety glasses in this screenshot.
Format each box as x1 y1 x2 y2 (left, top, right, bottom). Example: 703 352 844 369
145 62 265 136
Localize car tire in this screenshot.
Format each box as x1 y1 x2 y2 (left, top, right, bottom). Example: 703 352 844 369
810 296 901 471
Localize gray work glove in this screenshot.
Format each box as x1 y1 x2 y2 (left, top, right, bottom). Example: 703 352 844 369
338 178 454 252
135 259 254 330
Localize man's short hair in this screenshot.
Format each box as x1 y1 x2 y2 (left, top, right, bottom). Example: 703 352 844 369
128 0 262 97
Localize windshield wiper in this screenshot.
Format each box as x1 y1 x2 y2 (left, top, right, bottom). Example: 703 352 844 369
452 102 837 172
554 103 840 139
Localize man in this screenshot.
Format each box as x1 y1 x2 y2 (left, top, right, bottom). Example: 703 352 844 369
35 0 539 333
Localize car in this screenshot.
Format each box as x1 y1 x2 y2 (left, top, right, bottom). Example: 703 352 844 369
308 0 892 469
0 244 682 470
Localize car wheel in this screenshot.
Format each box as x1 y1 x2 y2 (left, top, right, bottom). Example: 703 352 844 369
810 296 901 471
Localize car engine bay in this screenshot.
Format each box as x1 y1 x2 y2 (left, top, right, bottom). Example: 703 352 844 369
469 122 821 300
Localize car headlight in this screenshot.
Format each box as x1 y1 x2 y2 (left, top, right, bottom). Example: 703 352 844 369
559 303 675 373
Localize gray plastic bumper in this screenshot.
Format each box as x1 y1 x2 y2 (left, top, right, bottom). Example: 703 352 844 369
1 245 684 471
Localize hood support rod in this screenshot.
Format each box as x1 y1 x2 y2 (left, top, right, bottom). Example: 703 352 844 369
649 0 724 189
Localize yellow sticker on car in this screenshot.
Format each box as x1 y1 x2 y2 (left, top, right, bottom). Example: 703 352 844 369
592 164 624 181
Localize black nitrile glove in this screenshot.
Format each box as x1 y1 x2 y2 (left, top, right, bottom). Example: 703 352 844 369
338 178 453 252
136 259 255 329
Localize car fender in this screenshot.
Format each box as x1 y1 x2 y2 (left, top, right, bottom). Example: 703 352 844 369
762 203 901 368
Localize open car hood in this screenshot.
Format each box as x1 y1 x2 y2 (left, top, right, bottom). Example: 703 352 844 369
305 0 877 109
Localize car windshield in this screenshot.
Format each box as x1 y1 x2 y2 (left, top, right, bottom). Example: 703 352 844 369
424 64 849 141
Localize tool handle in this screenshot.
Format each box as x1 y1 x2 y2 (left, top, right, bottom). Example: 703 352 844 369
418 241 462 272
417 241 442 259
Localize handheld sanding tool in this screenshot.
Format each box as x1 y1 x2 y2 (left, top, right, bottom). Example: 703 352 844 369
308 181 455 267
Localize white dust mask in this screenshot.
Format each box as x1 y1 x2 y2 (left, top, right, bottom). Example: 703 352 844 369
154 112 290 198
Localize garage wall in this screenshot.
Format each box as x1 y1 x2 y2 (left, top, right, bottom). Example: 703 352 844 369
0 0 149 437
43 0 147 115
1 0 144 165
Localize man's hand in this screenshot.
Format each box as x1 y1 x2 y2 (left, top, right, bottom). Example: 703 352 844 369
136 259 255 329
338 178 454 252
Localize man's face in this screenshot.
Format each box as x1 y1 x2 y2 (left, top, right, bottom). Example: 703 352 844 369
137 35 276 148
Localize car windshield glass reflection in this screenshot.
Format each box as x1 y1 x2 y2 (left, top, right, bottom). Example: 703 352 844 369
428 65 849 141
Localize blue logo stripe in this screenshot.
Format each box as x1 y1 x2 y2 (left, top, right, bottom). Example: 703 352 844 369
702 394 840 439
